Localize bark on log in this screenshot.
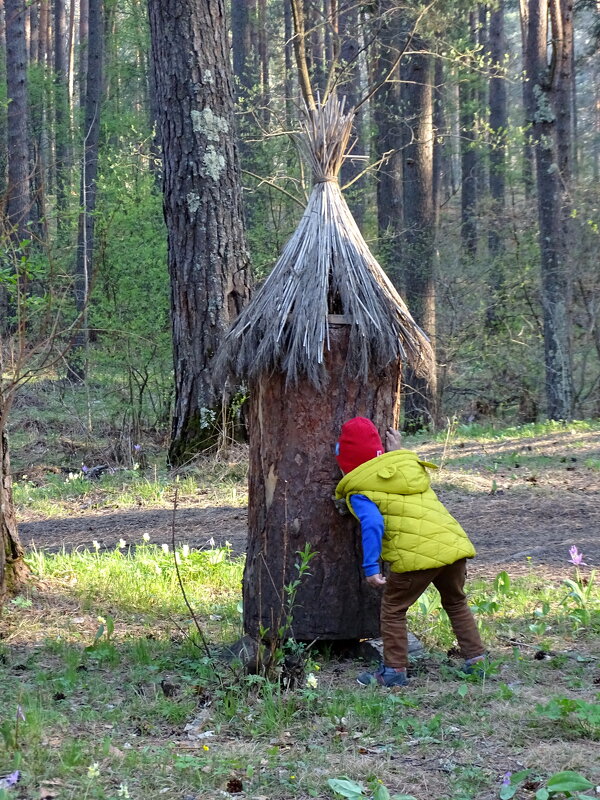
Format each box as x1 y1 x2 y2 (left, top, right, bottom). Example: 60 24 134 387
243 323 401 640
1 426 29 606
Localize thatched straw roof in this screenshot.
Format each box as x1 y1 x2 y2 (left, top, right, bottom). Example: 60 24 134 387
218 96 434 388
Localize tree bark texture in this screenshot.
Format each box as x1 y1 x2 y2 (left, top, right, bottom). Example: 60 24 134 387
54 0 70 228
460 12 479 258
231 0 258 98
373 4 402 278
525 0 573 419
5 0 30 245
148 0 251 465
338 1 365 228
401 43 438 429
432 57 445 227
69 0 103 381
0 422 28 606
304 0 326 93
0 0 7 199
243 324 401 640
488 0 507 257
519 0 535 197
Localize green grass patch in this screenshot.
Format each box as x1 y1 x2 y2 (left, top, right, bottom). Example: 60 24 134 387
14 461 248 518
2 548 599 799
406 418 600 447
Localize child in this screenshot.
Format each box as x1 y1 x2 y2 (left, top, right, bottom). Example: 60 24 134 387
335 417 486 687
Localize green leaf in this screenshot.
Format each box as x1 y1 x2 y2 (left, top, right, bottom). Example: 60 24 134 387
545 771 593 793
390 795 419 800
499 785 517 799
327 778 365 798
373 785 390 800
457 684 468 698
93 623 105 643
494 570 511 594
535 789 549 800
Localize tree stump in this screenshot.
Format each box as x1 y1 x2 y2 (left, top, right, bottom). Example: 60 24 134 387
243 322 401 640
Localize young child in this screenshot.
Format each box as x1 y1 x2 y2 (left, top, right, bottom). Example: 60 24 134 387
335 417 486 687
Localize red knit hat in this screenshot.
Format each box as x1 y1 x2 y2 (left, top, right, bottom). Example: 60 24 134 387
336 417 384 474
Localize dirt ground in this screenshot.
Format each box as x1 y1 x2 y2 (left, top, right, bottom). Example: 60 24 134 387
17 428 600 580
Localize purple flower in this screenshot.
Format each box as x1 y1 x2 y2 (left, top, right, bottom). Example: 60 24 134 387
0 771 20 789
133 444 142 451
502 772 512 787
82 465 89 474
569 546 588 566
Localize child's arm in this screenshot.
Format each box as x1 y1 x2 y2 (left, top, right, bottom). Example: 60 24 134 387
348 494 386 587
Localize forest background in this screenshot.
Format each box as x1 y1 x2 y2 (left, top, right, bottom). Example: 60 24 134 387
1 0 599 463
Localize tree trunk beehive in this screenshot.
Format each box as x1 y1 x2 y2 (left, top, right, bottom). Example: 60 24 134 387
243 322 401 640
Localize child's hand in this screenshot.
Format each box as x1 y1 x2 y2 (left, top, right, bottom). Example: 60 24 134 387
366 573 386 588
385 428 402 451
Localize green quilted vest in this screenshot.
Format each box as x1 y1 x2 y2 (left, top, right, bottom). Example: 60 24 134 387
335 450 476 573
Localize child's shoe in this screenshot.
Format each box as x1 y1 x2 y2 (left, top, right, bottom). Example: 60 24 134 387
357 664 408 687
463 655 487 676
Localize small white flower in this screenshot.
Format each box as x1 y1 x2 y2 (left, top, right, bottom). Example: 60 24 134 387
97 616 106 625
92 540 100 551
161 543 169 554
306 673 318 689
181 544 190 558
118 538 127 549
87 762 100 778
142 532 150 542
209 537 216 548
117 784 130 798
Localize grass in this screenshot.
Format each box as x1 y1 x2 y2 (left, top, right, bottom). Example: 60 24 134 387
1 540 599 800
5 391 600 798
13 459 248 519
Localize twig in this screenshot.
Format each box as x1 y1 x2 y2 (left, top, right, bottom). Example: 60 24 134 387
170 487 212 662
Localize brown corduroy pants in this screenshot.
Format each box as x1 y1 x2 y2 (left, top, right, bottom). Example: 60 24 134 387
381 558 484 669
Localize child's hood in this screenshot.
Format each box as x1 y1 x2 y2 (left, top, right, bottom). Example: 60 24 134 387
335 449 438 499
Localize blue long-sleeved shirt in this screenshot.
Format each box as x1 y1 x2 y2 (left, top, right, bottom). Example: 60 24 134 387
349 494 384 577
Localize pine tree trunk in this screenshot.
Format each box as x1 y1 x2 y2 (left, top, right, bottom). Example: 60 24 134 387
28 1 38 63
5 0 30 246
79 0 89 102
373 5 402 277
401 41 438 430
54 0 70 231
257 0 270 124
148 0 251 465
1 434 28 605
304 0 326 93
284 0 295 127
432 57 445 226
519 0 534 197
0 0 7 199
488 0 507 257
0 388 29 606
338 2 365 228
525 0 573 419
460 12 478 258
68 0 103 381
244 323 401 640
231 0 257 98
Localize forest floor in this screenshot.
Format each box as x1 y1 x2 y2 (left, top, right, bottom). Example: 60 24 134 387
14 422 600 579
3 408 600 800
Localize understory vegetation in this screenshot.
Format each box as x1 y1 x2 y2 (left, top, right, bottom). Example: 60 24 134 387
2 408 600 800
0 536 598 800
